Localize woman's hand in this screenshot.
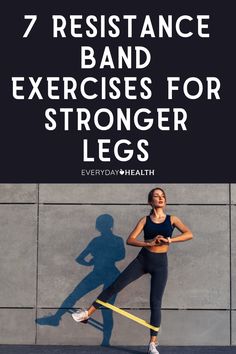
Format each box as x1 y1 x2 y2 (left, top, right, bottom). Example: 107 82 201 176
146 235 163 246
156 236 171 244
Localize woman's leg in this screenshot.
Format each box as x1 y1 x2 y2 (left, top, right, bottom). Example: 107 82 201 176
87 256 146 314
149 256 168 343
72 254 146 322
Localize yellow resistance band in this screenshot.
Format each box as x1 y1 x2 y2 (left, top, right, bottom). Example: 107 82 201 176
96 299 159 332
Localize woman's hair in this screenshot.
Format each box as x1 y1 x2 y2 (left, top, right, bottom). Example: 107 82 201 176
148 187 166 214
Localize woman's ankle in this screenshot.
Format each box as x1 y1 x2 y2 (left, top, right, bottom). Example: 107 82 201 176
87 305 97 317
149 339 159 345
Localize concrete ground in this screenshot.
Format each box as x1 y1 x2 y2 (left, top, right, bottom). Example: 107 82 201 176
0 346 236 354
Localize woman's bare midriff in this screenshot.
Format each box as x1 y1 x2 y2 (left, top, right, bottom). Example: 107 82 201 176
145 244 169 253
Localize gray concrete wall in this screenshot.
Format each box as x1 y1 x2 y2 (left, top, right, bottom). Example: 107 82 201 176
0 184 234 346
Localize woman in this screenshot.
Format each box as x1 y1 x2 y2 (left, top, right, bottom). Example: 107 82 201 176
72 187 193 354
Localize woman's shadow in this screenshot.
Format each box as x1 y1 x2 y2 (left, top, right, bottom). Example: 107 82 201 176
36 214 125 346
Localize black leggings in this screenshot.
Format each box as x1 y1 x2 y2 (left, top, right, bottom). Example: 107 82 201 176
93 247 168 336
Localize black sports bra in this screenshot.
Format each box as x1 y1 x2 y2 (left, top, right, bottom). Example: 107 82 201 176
143 214 174 240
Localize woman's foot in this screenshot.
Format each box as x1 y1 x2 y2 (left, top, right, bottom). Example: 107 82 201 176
71 309 89 323
147 341 159 354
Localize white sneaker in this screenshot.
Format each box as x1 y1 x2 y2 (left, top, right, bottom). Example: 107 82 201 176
147 342 159 354
71 309 89 322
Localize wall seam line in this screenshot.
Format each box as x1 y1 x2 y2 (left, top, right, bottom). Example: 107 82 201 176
34 184 40 345
38 203 229 206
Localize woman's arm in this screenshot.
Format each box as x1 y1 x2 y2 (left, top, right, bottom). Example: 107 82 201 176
126 217 159 247
170 215 193 243
171 215 193 243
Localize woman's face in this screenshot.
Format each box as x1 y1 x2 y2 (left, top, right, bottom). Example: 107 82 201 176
150 189 166 208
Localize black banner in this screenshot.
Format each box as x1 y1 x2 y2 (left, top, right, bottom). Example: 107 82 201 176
1 1 235 182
